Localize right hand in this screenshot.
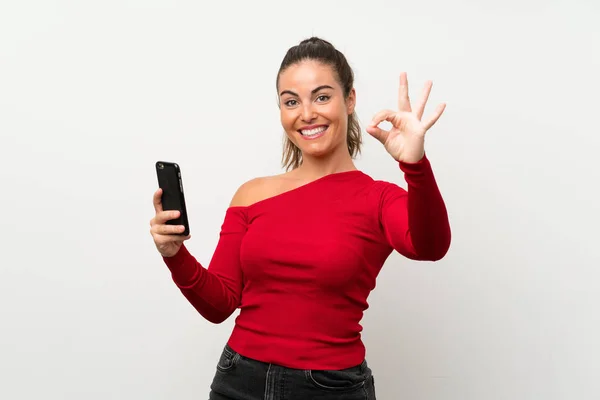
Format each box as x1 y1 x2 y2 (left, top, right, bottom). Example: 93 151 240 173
150 188 191 257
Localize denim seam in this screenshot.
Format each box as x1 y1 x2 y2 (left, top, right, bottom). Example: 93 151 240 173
306 370 366 392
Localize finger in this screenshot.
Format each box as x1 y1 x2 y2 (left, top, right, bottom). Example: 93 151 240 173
160 210 181 224
154 233 191 245
153 188 163 213
370 109 398 127
152 210 180 225
370 109 411 133
422 103 446 130
398 72 411 112
162 224 187 235
414 80 433 120
367 109 396 143
152 223 187 236
366 125 390 144
170 234 192 245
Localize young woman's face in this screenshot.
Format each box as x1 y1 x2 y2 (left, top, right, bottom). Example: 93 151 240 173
278 60 355 160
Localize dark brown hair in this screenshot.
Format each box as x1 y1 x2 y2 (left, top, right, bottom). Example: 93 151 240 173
276 37 362 171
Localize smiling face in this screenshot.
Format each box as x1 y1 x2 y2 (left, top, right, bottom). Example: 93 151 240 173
277 60 356 160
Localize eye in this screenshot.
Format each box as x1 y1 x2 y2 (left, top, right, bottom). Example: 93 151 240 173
316 95 331 102
284 99 298 107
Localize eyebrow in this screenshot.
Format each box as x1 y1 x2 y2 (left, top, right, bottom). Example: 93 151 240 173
279 85 334 97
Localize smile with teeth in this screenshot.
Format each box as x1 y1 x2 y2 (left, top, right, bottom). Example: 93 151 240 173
299 126 328 138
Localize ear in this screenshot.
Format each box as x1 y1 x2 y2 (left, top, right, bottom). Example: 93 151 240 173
346 88 356 115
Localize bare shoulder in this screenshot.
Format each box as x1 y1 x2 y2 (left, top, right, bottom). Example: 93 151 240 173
229 173 292 207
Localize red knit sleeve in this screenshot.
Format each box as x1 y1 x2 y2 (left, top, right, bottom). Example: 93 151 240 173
378 154 451 261
162 207 247 323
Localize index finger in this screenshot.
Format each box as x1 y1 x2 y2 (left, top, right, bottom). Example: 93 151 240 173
153 188 163 213
370 109 400 127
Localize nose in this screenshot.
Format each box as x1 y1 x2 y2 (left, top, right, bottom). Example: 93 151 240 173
300 103 316 122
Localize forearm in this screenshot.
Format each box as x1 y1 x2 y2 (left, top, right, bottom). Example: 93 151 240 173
163 244 241 323
401 155 451 259
381 154 451 260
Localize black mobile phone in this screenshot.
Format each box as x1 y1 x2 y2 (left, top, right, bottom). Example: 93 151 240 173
155 161 190 236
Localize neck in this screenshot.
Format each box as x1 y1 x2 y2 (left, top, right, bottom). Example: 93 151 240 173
295 144 357 179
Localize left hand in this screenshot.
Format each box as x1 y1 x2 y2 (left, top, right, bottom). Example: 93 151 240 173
366 72 446 163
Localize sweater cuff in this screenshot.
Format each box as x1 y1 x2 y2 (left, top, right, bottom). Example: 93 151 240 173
398 153 431 175
162 244 200 287
162 243 190 266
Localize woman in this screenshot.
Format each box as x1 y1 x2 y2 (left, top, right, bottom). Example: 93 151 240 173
149 37 451 400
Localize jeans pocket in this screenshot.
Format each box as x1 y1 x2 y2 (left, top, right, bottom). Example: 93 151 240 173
305 360 369 392
216 344 241 373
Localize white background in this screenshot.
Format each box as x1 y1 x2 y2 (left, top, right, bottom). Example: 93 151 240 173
1 1 599 399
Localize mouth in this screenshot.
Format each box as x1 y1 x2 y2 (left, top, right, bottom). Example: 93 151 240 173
298 125 328 140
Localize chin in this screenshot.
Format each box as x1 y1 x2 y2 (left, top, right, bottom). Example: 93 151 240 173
296 136 328 153
300 141 342 159
302 148 330 158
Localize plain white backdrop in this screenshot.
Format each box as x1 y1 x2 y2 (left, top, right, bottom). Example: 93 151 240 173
1 1 599 399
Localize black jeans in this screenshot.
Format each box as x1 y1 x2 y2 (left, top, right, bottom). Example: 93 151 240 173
209 344 376 400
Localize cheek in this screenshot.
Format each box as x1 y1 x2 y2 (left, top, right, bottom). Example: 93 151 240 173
324 102 347 122
325 105 348 131
280 110 296 132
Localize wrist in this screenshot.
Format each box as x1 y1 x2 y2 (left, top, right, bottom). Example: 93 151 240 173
395 136 425 163
396 149 425 164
